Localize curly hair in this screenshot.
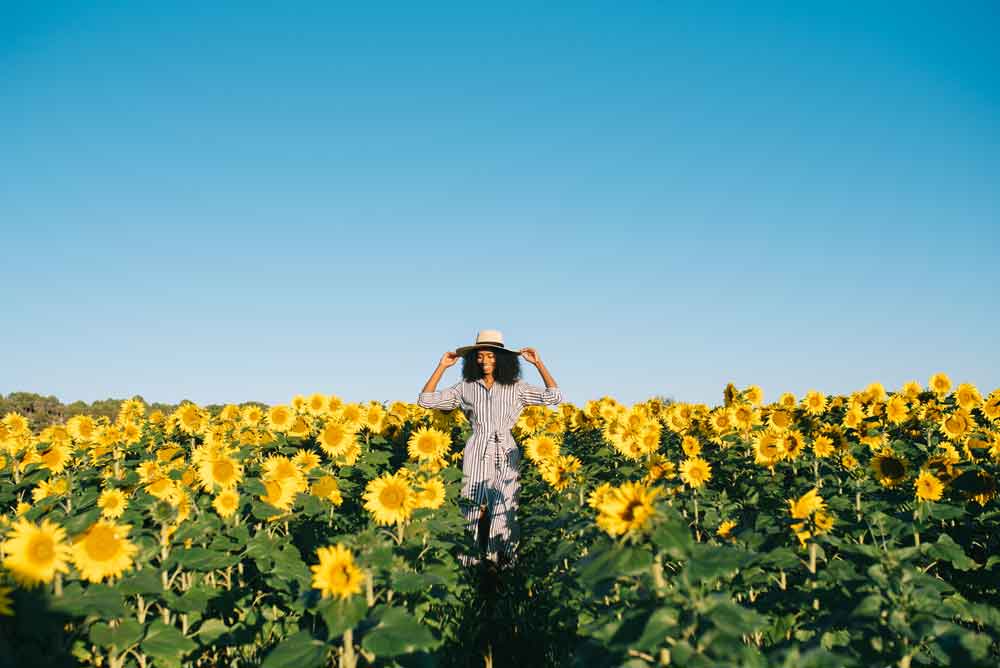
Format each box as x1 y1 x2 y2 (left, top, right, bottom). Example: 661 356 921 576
461 348 522 384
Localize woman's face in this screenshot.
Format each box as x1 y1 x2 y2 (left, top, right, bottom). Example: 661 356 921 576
476 349 496 375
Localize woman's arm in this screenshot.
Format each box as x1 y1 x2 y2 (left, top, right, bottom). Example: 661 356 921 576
417 352 462 410
520 348 557 388
518 348 563 406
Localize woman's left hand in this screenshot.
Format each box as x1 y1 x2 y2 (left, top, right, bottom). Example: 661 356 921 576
519 347 541 365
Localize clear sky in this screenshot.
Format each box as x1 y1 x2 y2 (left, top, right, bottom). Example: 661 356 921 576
2 1 998 408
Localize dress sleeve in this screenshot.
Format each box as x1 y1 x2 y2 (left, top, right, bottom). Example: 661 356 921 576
517 381 563 407
417 381 462 411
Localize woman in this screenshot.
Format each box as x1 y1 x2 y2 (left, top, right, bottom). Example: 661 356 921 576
417 329 562 571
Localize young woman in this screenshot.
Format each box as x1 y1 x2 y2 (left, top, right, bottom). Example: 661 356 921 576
417 329 562 572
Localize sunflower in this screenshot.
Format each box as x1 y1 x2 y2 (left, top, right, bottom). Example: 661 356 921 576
338 403 365 431
901 381 922 399
753 430 784 467
306 393 329 416
679 457 712 489
539 455 581 491
267 405 295 433
67 415 98 442
2 518 72 587
781 431 806 461
870 453 908 488
940 410 972 441
929 373 952 397
291 394 308 412
680 435 701 458
97 488 128 519
311 475 344 506
730 403 760 432
595 481 660 537
292 450 322 473
802 391 826 416
407 426 451 463
176 403 206 435
717 520 737 539
587 482 615 509
885 396 909 425
198 456 243 492
768 409 793 432
317 421 355 458
983 392 1000 421
261 455 307 491
954 383 982 412
363 472 414 526
915 470 944 502
260 480 297 512
744 385 764 406
70 520 138 583
240 404 265 427
708 409 733 435
311 544 364 600
212 490 241 518
788 488 824 520
414 477 446 510
362 403 387 434
645 454 676 482
524 434 559 464
812 435 835 458
842 406 865 430
287 417 312 439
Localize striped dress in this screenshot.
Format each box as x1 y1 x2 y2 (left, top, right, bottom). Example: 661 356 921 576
418 378 563 565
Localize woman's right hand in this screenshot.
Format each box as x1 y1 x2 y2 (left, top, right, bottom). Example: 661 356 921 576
439 351 460 368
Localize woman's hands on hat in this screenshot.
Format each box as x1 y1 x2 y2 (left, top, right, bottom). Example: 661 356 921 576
519 348 541 366
439 351 461 368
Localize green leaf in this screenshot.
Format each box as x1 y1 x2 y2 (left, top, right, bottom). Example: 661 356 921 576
684 545 753 583
110 619 145 649
140 620 197 664
261 630 327 668
170 547 239 571
51 584 125 618
117 570 163 596
633 606 679 652
318 595 368 637
923 534 978 571
361 607 438 657
196 618 230 645
707 599 766 636
650 517 693 559
577 545 652 589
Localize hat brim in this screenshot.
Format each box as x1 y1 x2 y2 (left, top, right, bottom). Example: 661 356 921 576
455 344 520 356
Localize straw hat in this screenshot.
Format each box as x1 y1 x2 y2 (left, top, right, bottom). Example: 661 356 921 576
454 329 521 356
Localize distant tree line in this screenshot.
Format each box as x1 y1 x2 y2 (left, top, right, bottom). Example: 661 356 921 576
0 392 265 431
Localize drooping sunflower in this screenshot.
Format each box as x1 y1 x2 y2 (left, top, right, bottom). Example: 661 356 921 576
2 518 72 587
97 488 128 519
363 471 415 526
915 470 944 502
940 410 972 441
311 475 344 506
679 457 712 489
717 519 737 539
788 488 824 520
212 489 241 518
71 520 138 583
744 385 764 406
595 481 660 537
983 392 1000 421
870 453 908 488
311 544 364 600
406 426 451 463
260 479 297 512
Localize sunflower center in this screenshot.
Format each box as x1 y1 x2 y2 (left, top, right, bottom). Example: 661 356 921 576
417 437 436 454
84 525 121 562
379 485 404 509
882 458 905 479
213 459 235 483
28 535 55 564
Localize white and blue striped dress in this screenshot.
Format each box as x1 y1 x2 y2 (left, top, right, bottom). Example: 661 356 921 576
418 378 563 564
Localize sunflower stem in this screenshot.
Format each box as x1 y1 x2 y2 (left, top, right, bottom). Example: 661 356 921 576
53 572 63 597
808 542 817 574
340 628 356 668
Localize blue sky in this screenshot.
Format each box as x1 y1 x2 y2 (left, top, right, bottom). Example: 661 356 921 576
2 1 998 408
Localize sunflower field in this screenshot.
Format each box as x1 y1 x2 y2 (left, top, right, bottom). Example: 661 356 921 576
1 374 999 667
